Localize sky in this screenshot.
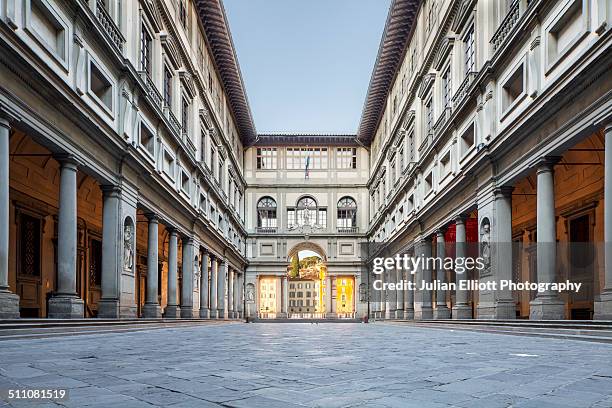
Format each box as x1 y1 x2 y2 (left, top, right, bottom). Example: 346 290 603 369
223 0 392 134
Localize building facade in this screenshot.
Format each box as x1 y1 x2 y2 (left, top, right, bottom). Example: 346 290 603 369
0 0 610 321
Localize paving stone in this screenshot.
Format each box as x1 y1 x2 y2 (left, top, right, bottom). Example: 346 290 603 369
0 323 611 407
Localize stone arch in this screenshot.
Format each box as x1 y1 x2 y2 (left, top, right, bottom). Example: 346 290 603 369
287 241 327 262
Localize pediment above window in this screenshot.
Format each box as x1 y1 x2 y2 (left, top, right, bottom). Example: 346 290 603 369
418 73 436 99
451 0 476 33
160 32 181 69
179 70 197 98
142 0 163 32
433 37 455 71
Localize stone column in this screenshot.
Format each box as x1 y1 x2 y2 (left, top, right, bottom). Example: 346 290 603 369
453 215 472 319
395 265 404 319
143 214 161 318
385 267 396 319
237 273 244 318
199 249 209 318
0 116 19 318
209 255 218 318
595 124 612 319
49 156 84 318
227 268 234 318
165 229 180 318
217 259 227 318
494 187 516 319
530 157 565 319
325 275 332 317
281 275 288 318
404 261 415 319
434 229 450 319
98 186 121 318
233 271 240 318
415 237 433 320
180 237 195 318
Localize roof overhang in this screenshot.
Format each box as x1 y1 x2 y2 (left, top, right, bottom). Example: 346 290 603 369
356 0 421 146
255 134 359 147
195 0 257 146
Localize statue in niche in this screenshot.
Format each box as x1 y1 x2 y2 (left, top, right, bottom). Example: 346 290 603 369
123 223 134 271
246 283 255 302
480 219 491 270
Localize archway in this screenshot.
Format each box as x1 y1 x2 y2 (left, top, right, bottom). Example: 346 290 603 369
285 242 328 318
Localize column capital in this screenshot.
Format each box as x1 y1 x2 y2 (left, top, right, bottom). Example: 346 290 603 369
202 247 209 255
494 186 514 198
435 227 447 237
54 153 79 169
144 212 159 223
100 184 121 197
534 156 561 173
0 116 10 130
167 226 178 236
453 213 468 224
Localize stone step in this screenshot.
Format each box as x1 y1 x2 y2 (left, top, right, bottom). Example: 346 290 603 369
409 319 612 330
386 321 612 343
0 318 232 330
0 319 240 340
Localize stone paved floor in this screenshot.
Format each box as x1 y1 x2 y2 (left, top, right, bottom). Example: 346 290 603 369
1 322 612 408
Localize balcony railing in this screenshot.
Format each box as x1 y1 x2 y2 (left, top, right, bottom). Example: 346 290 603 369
139 72 163 109
491 0 522 53
164 106 181 136
433 106 452 137
256 227 277 234
452 71 478 108
337 226 358 234
94 0 124 53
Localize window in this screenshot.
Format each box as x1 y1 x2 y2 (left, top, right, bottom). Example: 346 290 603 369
89 61 112 110
180 169 190 194
442 66 452 108
408 131 415 162
399 145 405 170
318 209 327 228
256 148 277 169
18 213 41 277
287 209 295 228
440 150 451 178
424 95 434 135
426 0 436 33
296 196 317 226
337 197 357 229
210 145 216 173
181 95 189 134
139 123 155 156
391 161 396 186
257 197 277 229
547 0 585 65
464 24 475 75
218 159 224 185
29 0 67 62
162 149 175 178
424 171 433 194
286 147 328 170
163 66 172 107
140 24 152 75
502 64 524 113
179 0 187 28
337 147 357 169
460 123 475 156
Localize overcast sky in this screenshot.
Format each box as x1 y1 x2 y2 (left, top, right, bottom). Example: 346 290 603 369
223 0 392 134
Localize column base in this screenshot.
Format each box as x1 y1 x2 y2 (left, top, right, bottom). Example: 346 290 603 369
594 290 612 320
394 310 404 319
164 305 181 319
403 309 414 320
414 307 433 320
0 290 20 319
97 299 120 319
529 295 565 320
385 309 396 320
142 303 161 318
217 309 225 319
278 312 287 318
494 300 516 319
119 305 138 319
433 306 451 319
180 307 194 319
199 308 210 319
452 304 472 319
48 295 84 319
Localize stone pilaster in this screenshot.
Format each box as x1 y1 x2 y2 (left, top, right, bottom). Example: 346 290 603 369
48 155 84 319
142 214 161 318
395 266 404 319
595 124 612 319
530 157 565 320
0 117 19 319
227 268 234 318
404 261 414 320
209 255 218 318
217 259 227 318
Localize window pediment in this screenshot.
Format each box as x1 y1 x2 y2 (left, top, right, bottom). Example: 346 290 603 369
433 37 455 71
418 73 436 99
160 32 181 69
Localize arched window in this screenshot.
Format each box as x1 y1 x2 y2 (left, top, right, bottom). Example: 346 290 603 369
257 197 277 229
337 197 357 230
